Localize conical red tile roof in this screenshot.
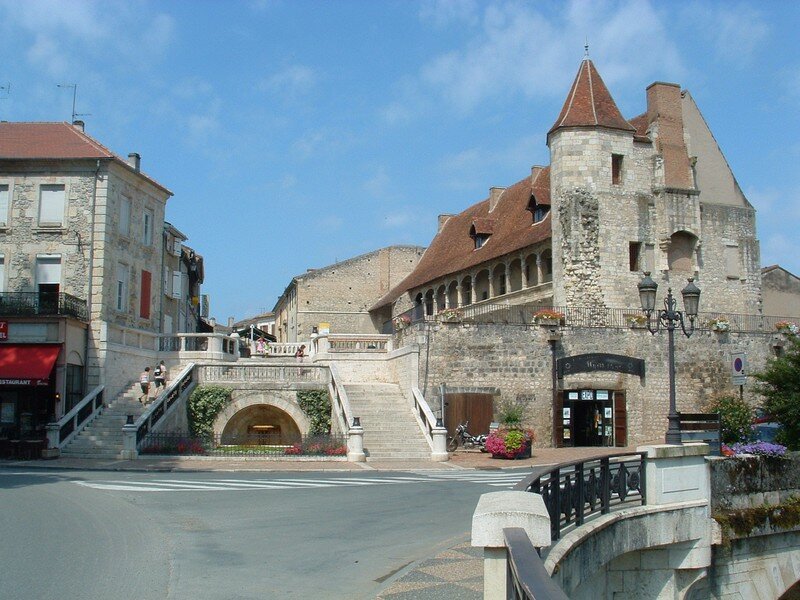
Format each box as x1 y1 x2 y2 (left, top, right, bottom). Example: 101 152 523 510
548 59 634 137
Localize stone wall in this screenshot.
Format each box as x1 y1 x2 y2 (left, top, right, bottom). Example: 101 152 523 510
408 322 776 447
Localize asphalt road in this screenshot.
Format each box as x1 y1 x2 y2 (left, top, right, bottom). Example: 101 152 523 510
0 468 530 599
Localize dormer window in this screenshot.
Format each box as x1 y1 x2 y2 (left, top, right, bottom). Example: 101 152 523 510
470 219 495 250
527 195 550 223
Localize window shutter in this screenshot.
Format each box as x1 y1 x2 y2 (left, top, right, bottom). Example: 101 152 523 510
172 271 182 299
554 391 564 448
614 391 627 447
140 270 152 319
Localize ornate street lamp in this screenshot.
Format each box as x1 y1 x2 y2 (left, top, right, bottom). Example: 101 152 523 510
637 272 701 445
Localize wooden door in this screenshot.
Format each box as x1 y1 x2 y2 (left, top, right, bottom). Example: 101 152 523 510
554 391 564 447
444 393 494 436
614 391 627 447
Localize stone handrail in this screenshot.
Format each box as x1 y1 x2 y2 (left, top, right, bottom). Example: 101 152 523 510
313 333 391 354
411 387 449 461
159 333 239 361
122 363 196 458
46 384 105 453
265 342 309 357
328 363 353 434
197 363 329 385
504 527 569 600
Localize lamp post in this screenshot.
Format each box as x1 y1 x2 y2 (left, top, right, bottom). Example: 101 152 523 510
637 272 701 445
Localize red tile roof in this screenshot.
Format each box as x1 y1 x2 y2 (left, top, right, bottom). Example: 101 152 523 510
0 122 171 194
548 59 635 137
627 112 652 143
371 168 552 310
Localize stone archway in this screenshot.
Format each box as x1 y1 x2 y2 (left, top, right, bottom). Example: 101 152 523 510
212 390 311 444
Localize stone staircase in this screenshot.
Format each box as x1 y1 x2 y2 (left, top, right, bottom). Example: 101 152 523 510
60 382 149 459
344 383 431 460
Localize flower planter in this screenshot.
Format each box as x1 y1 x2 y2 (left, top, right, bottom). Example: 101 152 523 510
536 319 561 327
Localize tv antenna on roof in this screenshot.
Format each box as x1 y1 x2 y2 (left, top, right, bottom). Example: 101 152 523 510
57 83 91 122
0 83 10 118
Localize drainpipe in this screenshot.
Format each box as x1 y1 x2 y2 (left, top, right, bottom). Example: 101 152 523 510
83 159 102 398
547 328 561 447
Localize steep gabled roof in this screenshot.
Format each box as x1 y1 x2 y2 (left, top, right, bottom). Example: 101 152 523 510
548 59 635 137
371 168 552 310
0 122 172 195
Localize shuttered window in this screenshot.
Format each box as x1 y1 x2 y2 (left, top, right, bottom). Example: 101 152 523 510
140 270 152 319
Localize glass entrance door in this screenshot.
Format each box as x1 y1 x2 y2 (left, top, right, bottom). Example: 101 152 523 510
562 389 614 447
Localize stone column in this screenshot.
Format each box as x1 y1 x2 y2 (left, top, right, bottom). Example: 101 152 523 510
431 425 449 461
537 255 544 284
521 255 529 288
504 262 511 294
488 268 496 299
347 422 366 462
121 420 139 460
472 491 552 600
457 280 464 308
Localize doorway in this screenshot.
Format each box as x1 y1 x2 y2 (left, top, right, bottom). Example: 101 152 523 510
556 389 627 448
444 392 494 438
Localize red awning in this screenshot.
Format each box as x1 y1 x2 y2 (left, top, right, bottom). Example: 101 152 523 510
0 344 60 386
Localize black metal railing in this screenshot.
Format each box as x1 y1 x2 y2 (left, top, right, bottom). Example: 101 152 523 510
504 528 569 600
384 301 797 334
56 386 104 446
0 292 88 320
135 365 195 447
139 432 348 457
514 452 646 541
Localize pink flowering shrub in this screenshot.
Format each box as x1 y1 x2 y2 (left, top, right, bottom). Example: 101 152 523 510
485 428 534 459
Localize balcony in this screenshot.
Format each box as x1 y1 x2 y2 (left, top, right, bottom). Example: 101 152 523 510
0 292 88 321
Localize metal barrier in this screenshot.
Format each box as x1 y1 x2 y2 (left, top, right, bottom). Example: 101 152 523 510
0 291 88 320
46 385 105 450
514 452 646 541
132 363 196 449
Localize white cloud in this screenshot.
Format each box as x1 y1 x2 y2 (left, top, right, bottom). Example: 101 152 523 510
260 65 318 95
683 2 769 65
419 0 480 28
387 0 686 118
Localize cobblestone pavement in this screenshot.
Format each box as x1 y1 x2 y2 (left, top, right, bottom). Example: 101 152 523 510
1 444 645 599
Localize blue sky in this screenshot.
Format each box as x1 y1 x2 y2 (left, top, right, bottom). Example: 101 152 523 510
1 0 798 322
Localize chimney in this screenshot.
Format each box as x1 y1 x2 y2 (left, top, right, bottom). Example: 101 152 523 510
488 187 506 212
72 120 85 132
530 165 544 185
127 152 141 173
227 317 234 328
646 82 692 189
438 214 454 233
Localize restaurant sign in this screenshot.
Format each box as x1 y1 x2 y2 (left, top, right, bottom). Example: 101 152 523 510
557 353 645 378
0 320 7 340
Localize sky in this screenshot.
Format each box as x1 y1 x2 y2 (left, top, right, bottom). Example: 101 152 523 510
1 0 798 323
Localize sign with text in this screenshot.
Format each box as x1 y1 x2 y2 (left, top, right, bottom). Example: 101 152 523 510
0 321 7 340
557 353 645 378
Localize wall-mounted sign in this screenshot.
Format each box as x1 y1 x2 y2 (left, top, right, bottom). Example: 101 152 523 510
731 351 747 386
597 390 609 400
604 407 612 419
562 408 571 419
0 321 7 341
558 353 645 378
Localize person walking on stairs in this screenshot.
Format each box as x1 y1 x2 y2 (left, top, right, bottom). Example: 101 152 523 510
139 367 151 404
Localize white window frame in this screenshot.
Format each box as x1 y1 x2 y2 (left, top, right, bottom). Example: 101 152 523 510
0 184 9 228
119 196 131 237
142 209 154 246
116 262 129 312
38 184 66 227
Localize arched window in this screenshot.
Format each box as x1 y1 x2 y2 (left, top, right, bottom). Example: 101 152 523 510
668 232 696 273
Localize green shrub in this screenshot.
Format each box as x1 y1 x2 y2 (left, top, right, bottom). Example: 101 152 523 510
706 395 753 445
187 386 231 438
498 398 526 427
297 390 332 435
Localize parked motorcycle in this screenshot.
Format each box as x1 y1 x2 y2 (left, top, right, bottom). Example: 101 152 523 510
447 421 487 452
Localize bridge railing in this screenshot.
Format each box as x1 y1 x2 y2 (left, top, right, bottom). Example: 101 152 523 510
504 528 569 600
328 363 353 436
197 364 330 385
514 451 647 541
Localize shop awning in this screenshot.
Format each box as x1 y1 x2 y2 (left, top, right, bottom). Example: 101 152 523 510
0 344 60 386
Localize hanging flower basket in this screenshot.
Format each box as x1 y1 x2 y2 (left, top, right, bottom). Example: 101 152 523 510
706 316 731 333
775 321 799 336
437 308 462 323
533 309 564 326
627 314 648 329
393 315 411 331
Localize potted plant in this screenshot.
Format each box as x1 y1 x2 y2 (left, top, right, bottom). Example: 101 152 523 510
438 307 462 323
706 316 731 333
533 309 564 326
485 427 535 459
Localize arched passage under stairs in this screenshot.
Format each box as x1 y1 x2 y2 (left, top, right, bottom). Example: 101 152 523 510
212 390 311 444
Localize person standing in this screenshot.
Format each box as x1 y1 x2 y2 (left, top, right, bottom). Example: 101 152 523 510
139 367 151 403
294 344 306 361
154 360 167 391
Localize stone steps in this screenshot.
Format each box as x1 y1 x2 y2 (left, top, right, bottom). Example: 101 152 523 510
344 382 431 460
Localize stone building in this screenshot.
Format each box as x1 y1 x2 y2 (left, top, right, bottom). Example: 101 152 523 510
0 121 201 438
761 265 800 318
273 245 424 342
370 57 794 448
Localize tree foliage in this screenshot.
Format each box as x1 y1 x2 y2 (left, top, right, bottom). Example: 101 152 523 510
297 389 331 435
755 336 800 450
187 386 231 438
